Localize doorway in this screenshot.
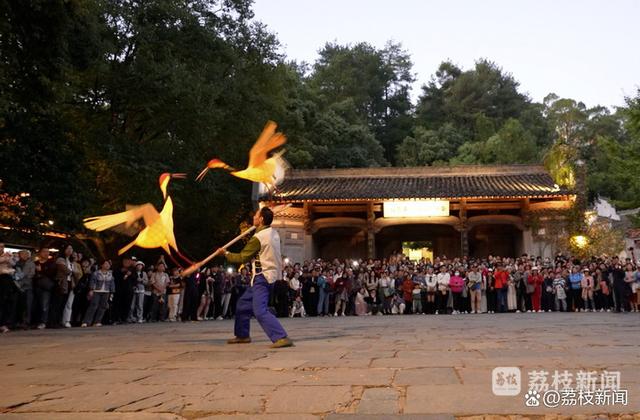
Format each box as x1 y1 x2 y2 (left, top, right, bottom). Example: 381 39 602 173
402 241 434 263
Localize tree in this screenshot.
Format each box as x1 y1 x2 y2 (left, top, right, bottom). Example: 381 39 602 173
396 123 465 166
0 0 298 258
309 41 414 162
483 119 538 164
415 61 462 131
85 0 296 257
0 0 105 231
542 92 639 207
281 93 387 168
543 143 577 188
416 60 534 138
415 59 551 169
587 91 640 209
451 118 539 165
543 94 589 148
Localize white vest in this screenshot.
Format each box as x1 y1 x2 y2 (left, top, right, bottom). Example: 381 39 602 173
252 227 282 284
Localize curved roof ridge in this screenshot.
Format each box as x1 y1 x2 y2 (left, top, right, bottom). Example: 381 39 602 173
287 164 548 179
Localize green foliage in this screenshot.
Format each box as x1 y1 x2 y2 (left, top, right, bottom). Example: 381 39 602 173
0 0 292 257
2 0 639 258
473 113 496 142
308 41 414 163
566 221 626 259
416 59 552 167
543 94 589 147
484 119 539 164
0 0 103 231
450 119 539 165
416 60 537 136
627 91 640 138
396 123 465 166
629 213 640 229
285 105 387 168
588 135 640 209
280 82 388 168
543 143 576 188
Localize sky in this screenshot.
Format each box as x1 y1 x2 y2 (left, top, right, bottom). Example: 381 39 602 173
252 0 640 109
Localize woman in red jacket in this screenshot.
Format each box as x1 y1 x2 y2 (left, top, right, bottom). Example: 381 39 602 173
402 276 414 314
528 267 544 312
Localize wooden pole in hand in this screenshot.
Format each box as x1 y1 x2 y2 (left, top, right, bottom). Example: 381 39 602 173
180 203 290 278
180 226 256 277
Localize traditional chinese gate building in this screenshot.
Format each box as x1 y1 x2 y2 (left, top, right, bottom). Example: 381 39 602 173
257 165 573 262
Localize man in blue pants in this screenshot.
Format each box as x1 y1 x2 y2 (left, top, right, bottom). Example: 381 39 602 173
219 207 293 348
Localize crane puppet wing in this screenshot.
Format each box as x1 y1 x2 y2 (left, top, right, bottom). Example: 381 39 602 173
247 120 287 169
83 203 160 233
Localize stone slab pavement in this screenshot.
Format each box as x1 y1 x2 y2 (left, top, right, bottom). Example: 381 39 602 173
1 312 640 419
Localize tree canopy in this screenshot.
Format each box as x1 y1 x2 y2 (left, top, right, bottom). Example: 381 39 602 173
1 0 639 257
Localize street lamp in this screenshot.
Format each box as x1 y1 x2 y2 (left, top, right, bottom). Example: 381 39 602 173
570 234 588 249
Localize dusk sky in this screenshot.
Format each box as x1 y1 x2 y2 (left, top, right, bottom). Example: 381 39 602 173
253 0 640 109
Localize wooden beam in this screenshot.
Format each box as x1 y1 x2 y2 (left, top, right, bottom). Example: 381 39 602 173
529 200 573 212
293 199 562 213
366 202 376 259
303 202 312 234
373 216 461 233
450 202 521 210
459 198 467 220
310 217 368 234
521 198 531 228
466 215 525 231
312 205 382 213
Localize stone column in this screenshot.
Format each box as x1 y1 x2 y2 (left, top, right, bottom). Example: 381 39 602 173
304 232 314 261
271 206 306 263
522 228 534 257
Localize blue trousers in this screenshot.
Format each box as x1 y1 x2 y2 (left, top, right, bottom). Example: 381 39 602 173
317 289 330 315
234 274 287 342
497 288 508 312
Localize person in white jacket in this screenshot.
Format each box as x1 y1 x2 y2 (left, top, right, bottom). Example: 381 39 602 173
435 266 450 314
424 267 437 314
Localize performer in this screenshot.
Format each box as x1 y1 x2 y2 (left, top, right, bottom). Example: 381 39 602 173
219 207 293 348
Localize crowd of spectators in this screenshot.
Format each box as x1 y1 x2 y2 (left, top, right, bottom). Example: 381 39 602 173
276 252 639 318
0 241 639 333
0 242 249 332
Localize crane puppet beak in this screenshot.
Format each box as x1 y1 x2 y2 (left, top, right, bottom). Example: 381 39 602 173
195 167 209 182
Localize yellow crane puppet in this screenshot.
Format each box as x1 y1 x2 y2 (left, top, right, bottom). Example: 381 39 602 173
83 173 192 264
196 120 287 191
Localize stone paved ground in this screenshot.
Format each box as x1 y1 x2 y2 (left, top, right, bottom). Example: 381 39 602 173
1 312 640 419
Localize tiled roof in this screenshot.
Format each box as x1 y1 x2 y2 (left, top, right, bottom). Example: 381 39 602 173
263 165 572 202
